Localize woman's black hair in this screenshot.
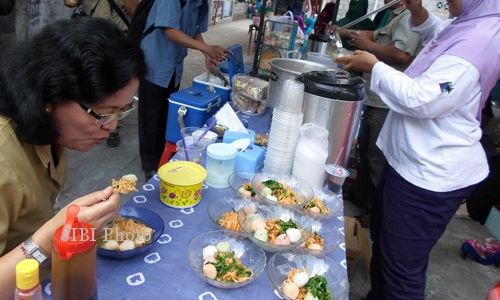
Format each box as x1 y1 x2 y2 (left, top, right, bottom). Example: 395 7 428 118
0 17 146 144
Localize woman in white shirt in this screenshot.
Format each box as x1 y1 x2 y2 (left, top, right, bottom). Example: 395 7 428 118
337 0 500 299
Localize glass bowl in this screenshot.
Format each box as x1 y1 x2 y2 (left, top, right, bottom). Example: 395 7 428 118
207 197 252 232
97 206 164 259
251 173 314 210
267 252 349 300
237 204 313 253
298 219 342 255
187 230 266 289
228 172 259 201
300 188 343 220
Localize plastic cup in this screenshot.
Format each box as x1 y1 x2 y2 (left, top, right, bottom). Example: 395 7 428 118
176 140 205 164
181 127 217 148
278 80 304 113
325 164 349 194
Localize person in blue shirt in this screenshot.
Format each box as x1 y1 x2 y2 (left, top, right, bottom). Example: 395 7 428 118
138 0 229 180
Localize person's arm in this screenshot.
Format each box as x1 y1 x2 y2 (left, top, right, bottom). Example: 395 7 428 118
371 55 480 118
347 31 412 66
336 51 481 118
194 33 217 70
0 187 120 298
338 29 374 41
164 29 229 64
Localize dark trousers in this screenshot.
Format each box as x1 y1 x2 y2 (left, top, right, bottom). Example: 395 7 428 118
138 76 179 173
367 165 476 300
353 106 389 211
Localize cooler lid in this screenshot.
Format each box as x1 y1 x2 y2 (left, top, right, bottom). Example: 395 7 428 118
308 33 330 43
298 70 365 101
170 87 222 109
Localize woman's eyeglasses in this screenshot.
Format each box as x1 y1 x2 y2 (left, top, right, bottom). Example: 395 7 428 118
79 101 136 125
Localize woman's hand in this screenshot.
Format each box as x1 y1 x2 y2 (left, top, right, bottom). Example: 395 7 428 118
335 50 380 73
32 187 120 254
63 186 120 230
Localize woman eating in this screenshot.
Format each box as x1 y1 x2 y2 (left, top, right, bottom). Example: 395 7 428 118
0 17 146 296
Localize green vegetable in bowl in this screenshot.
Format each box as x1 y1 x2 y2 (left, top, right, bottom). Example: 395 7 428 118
277 219 298 233
263 180 283 191
305 275 332 300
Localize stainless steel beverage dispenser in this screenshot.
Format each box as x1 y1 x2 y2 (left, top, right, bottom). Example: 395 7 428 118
299 70 365 167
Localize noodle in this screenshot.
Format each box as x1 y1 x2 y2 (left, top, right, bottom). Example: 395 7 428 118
217 211 241 232
208 251 252 282
303 197 330 214
112 177 138 194
304 232 325 250
265 218 299 243
98 217 154 250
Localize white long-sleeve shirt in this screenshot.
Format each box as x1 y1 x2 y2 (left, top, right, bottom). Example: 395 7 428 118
372 13 489 192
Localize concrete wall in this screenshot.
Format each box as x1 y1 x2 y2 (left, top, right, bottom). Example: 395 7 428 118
336 0 450 22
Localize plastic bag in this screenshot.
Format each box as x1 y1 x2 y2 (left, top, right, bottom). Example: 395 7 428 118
232 74 269 100
231 92 267 116
292 123 329 189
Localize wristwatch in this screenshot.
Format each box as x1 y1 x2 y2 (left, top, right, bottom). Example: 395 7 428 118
21 237 49 267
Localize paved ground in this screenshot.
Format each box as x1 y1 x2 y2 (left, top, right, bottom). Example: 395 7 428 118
62 19 500 299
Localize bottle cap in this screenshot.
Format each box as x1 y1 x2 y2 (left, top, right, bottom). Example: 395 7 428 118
16 259 39 290
52 205 96 260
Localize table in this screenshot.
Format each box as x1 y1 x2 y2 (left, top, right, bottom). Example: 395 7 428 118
41 110 349 300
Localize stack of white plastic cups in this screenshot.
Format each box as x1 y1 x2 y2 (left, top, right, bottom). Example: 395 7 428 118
292 123 330 189
264 80 305 174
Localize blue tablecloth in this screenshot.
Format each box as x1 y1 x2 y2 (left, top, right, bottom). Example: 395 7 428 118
41 109 349 300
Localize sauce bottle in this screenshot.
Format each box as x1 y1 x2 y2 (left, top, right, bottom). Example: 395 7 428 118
51 205 97 300
15 259 44 300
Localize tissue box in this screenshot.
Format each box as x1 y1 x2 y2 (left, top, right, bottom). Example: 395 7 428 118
223 130 256 145
235 145 265 174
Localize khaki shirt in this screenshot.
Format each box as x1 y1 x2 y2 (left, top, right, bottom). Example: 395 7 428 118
364 8 422 109
0 117 67 255
80 0 131 31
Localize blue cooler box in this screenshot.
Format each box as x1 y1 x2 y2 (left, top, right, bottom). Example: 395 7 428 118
166 88 223 143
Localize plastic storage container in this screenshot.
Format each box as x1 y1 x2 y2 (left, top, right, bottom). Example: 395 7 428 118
51 205 97 300
158 161 207 208
192 72 231 102
166 88 223 143
205 143 238 188
235 145 265 174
